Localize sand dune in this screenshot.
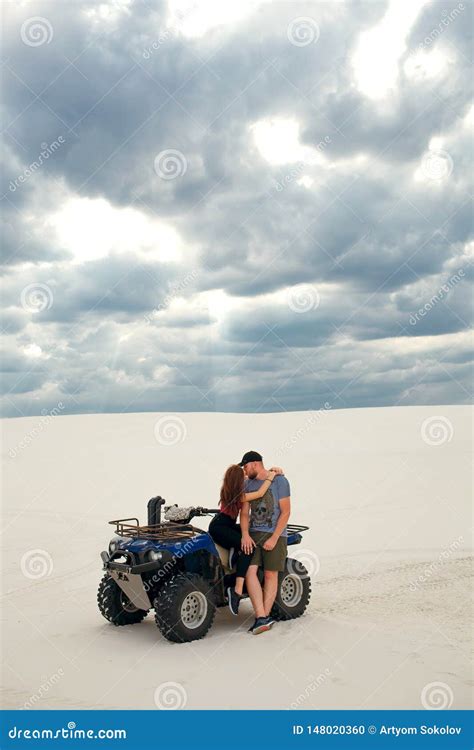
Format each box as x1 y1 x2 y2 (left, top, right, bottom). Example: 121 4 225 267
1 405 472 709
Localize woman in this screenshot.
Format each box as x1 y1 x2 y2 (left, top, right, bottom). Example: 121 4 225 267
209 464 282 616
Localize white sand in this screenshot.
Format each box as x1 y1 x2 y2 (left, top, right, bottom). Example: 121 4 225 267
1 405 472 710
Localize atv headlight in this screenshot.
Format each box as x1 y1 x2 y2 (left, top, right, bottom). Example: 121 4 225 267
109 540 118 553
148 550 163 562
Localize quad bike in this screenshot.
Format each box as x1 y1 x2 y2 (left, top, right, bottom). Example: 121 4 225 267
97 496 311 643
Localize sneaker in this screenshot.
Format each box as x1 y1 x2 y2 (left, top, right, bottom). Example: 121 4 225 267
248 616 274 633
227 587 242 616
252 616 272 635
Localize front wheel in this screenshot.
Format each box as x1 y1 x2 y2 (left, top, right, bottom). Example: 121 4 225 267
154 573 216 643
97 573 148 626
271 559 311 620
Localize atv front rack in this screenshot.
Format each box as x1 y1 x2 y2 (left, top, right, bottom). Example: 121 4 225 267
109 517 202 541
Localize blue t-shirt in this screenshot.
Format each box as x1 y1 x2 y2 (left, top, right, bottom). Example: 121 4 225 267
245 475 291 537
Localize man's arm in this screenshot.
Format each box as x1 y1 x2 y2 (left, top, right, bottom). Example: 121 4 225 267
262 497 291 550
240 502 255 554
241 471 276 502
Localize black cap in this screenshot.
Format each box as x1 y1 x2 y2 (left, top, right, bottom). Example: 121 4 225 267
239 450 263 467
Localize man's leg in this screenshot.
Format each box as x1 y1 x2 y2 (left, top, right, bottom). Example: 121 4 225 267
245 565 265 618
263 570 279 616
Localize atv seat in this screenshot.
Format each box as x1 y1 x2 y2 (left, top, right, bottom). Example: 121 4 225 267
214 543 234 574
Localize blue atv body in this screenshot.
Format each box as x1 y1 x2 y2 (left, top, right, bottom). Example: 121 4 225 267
98 496 311 642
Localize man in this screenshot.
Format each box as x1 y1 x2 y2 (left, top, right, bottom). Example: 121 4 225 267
239 450 291 635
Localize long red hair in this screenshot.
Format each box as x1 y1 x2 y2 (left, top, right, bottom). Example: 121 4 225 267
220 465 245 516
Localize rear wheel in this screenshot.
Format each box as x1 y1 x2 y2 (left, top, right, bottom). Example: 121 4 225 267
271 559 311 620
154 573 216 643
97 573 148 626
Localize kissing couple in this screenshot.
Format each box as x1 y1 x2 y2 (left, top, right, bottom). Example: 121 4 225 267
209 450 291 635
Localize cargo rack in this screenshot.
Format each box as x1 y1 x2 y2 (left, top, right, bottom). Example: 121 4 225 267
287 523 309 534
109 517 202 541
109 518 309 541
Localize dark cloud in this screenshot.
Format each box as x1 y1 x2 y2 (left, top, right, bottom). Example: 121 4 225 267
0 0 472 416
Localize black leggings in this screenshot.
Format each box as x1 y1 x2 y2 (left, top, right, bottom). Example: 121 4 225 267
209 512 254 580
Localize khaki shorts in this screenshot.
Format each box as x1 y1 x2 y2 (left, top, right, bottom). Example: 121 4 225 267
250 531 287 572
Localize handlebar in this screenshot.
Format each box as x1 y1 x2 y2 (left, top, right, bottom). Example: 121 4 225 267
163 505 219 523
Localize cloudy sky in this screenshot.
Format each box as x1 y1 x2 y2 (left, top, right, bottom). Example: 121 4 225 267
1 0 472 417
